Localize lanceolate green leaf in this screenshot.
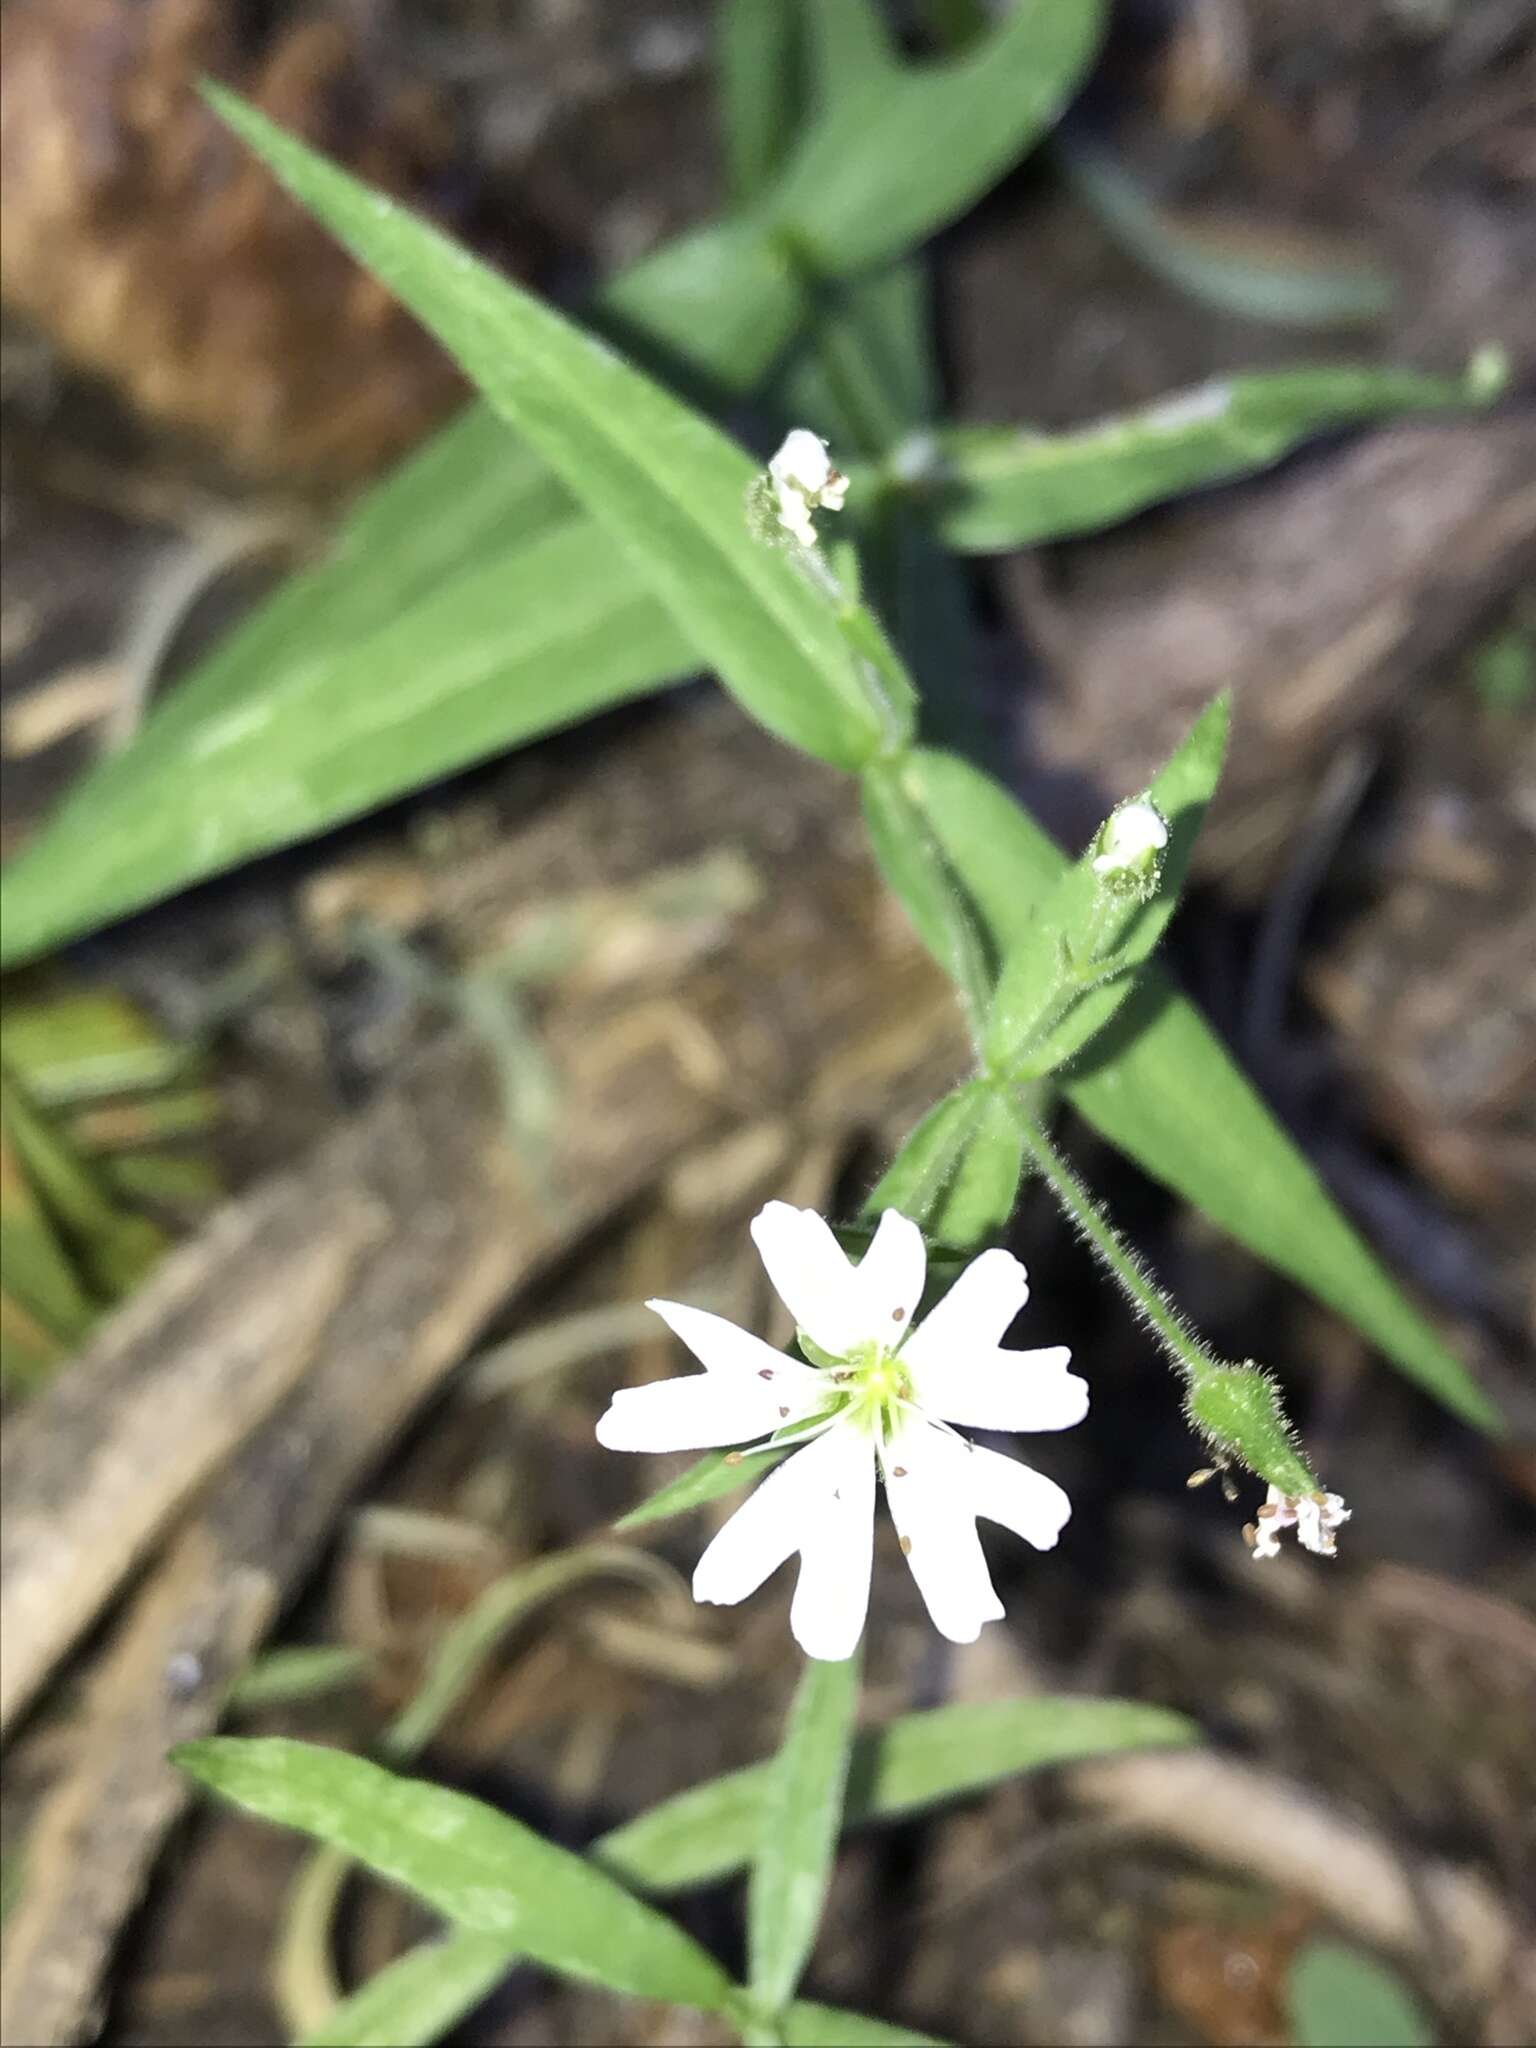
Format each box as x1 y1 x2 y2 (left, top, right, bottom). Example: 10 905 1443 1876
865 1083 1026 1252
860 764 991 1046
300 1931 517 2048
595 1697 1195 1895
718 0 803 206
749 1649 863 2016
229 1646 373 1712
802 0 900 98
206 90 909 777
904 748 1500 1432
930 356 1506 552
0 522 694 965
615 1443 792 1534
174 1738 733 2013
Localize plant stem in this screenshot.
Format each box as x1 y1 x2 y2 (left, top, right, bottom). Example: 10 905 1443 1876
1013 1101 1219 1387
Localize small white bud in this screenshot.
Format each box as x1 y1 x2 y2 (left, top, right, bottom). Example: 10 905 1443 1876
766 430 847 548
1092 798 1169 879
1250 1484 1351 1561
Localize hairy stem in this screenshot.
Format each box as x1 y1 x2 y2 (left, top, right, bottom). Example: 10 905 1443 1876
1014 1100 1219 1387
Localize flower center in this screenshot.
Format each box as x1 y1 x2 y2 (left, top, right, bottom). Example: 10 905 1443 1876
836 1341 913 1442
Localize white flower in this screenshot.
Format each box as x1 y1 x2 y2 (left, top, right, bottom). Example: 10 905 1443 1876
1250 1484 1351 1561
1091 798 1168 878
596 1202 1088 1661
767 430 848 547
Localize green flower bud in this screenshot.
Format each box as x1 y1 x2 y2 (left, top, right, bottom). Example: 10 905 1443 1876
1091 796 1168 902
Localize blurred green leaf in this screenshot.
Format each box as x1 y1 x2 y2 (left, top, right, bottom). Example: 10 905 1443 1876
300 1930 515 2048
596 1697 1195 1894
381 1548 675 1762
0 989 199 1106
0 1112 94 1385
986 695 1228 1075
0 511 695 968
905 749 1500 1432
1060 138 1395 329
749 1649 862 2016
1467 618 1534 714
929 356 1506 551
718 0 803 205
174 1738 734 2012
0 1288 71 1393
208 90 912 773
95 1152 221 1210
802 0 899 97
767 1 1107 275
1288 1941 1435 2048
229 1647 374 1713
783 2003 948 2047
0 1064 164 1301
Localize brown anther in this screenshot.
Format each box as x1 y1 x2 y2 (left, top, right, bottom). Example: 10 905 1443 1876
899 1535 912 1556
758 1367 774 1380
1256 1502 1280 1519
1186 1467 1216 1489
1310 1490 1328 1505
891 1307 906 1323
1242 1523 1258 1548
891 1465 907 1478
778 1405 789 1419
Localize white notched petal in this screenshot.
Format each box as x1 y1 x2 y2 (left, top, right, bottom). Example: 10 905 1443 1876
750 1201 870 1358
646 1299 822 1411
692 1422 857 1623
851 1208 927 1338
901 1246 1029 1372
966 1440 1072 1551
911 1344 1087 1434
693 1432 829 1607
596 1374 788 1454
788 1425 876 1661
883 1421 1003 1644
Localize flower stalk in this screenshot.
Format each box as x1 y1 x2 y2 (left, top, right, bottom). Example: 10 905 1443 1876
1011 1098 1322 1499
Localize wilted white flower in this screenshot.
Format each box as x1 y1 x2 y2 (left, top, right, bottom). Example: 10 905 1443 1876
1091 798 1168 880
1249 1484 1351 1561
597 1202 1087 1660
767 429 848 547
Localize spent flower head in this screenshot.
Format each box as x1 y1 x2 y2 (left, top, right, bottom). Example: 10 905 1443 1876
597 1202 1087 1660
764 429 848 548
1249 1485 1351 1561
